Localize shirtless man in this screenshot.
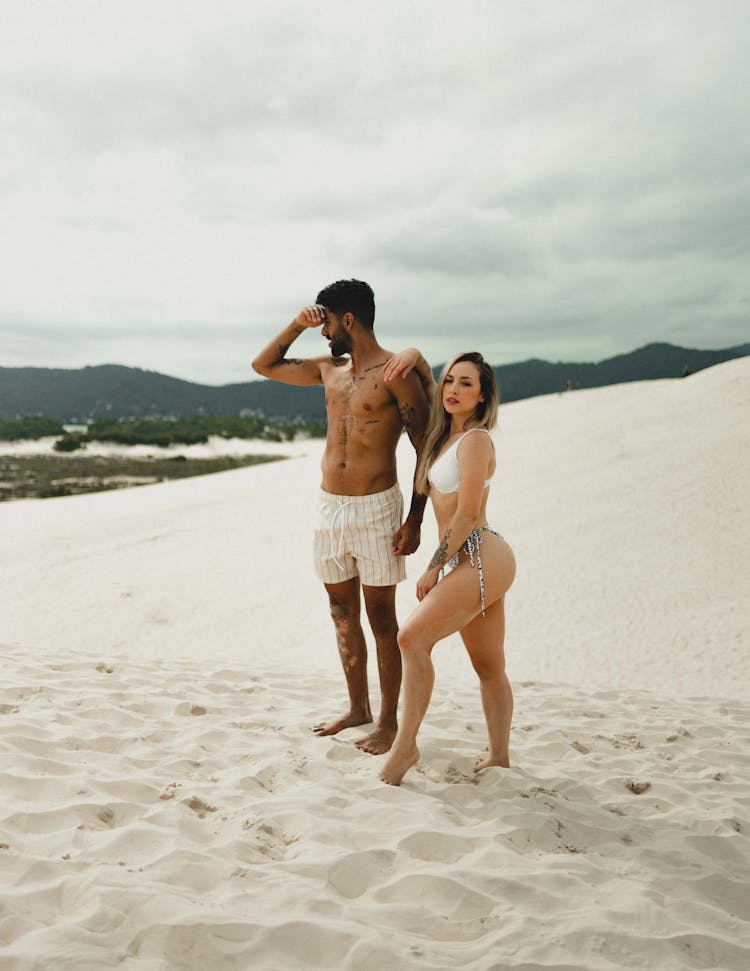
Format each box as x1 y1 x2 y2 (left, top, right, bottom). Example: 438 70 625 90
252 279 433 754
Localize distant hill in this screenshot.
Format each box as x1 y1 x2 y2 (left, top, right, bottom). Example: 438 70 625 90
0 364 326 423
1 342 747 423
490 341 750 403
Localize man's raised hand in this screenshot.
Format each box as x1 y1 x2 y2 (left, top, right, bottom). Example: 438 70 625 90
295 305 328 329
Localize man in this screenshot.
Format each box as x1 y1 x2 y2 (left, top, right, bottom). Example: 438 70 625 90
252 279 433 754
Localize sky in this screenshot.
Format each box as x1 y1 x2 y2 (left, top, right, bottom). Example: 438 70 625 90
1 0 748 385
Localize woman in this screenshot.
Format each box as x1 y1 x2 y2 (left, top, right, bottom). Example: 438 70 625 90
380 351 516 786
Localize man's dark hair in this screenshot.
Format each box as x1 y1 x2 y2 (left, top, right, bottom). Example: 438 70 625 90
316 279 375 330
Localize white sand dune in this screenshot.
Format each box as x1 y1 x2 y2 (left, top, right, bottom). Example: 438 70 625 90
1 357 749 969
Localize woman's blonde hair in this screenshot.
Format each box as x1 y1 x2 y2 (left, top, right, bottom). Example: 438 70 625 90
415 352 499 495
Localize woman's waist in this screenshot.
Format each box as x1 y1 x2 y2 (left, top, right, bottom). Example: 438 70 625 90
458 524 501 543
433 511 494 537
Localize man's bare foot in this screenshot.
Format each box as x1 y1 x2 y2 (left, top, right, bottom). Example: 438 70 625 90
379 745 419 786
355 724 397 755
312 710 371 737
473 754 510 772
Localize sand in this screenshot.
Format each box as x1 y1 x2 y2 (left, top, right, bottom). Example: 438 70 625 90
1 357 749 969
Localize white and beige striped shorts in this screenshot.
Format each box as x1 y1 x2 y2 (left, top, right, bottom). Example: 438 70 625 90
313 483 407 587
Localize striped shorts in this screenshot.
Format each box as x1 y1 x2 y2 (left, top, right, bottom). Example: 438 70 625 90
313 483 407 587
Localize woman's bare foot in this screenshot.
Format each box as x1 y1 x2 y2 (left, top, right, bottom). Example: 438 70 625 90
473 754 510 772
379 745 419 785
355 724 397 755
313 709 371 737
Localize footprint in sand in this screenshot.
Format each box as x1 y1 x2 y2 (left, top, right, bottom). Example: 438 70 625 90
185 796 217 818
399 831 474 864
252 766 277 792
174 702 208 716
97 806 115 826
327 849 396 898
600 733 645 751
570 740 591 754
242 820 299 860
520 785 560 799
444 765 479 786
160 782 181 801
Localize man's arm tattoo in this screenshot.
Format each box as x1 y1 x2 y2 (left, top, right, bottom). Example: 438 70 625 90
428 529 452 570
399 402 417 436
275 324 305 363
276 343 303 366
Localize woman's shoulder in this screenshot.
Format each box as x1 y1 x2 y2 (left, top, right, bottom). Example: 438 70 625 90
457 427 494 452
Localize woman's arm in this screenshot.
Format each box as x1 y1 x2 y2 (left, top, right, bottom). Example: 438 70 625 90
416 432 492 601
383 348 436 403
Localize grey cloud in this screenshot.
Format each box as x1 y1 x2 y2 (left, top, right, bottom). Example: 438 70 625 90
1 0 749 381
354 207 537 278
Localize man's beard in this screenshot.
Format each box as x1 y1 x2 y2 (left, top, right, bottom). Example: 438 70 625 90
329 334 351 358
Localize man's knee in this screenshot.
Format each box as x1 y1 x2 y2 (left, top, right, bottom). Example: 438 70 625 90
363 591 398 641
329 596 359 626
326 590 360 641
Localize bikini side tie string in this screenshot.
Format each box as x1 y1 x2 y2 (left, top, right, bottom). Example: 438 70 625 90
442 526 501 617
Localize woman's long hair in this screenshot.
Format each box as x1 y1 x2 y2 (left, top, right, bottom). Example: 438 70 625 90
415 352 500 496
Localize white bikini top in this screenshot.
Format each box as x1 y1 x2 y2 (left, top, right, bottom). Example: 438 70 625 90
428 428 494 494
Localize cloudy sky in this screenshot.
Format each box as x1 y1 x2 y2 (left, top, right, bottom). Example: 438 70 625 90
1 0 748 384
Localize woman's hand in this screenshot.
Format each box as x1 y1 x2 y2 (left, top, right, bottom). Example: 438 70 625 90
383 348 420 382
416 566 440 601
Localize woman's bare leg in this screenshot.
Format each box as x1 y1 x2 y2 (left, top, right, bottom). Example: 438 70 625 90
459 597 513 770
381 536 515 785
377 626 434 784
380 567 488 786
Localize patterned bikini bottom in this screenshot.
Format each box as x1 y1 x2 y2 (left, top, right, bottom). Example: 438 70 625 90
444 525 502 617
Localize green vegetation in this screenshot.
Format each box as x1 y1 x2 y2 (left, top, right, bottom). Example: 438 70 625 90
0 453 286 502
54 433 86 452
2 414 327 449
0 417 65 440
83 414 327 446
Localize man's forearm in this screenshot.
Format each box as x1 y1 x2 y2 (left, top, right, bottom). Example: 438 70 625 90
252 321 305 376
405 491 428 525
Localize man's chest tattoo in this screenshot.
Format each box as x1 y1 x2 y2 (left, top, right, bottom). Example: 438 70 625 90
327 370 393 448
337 414 354 457
341 378 356 409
